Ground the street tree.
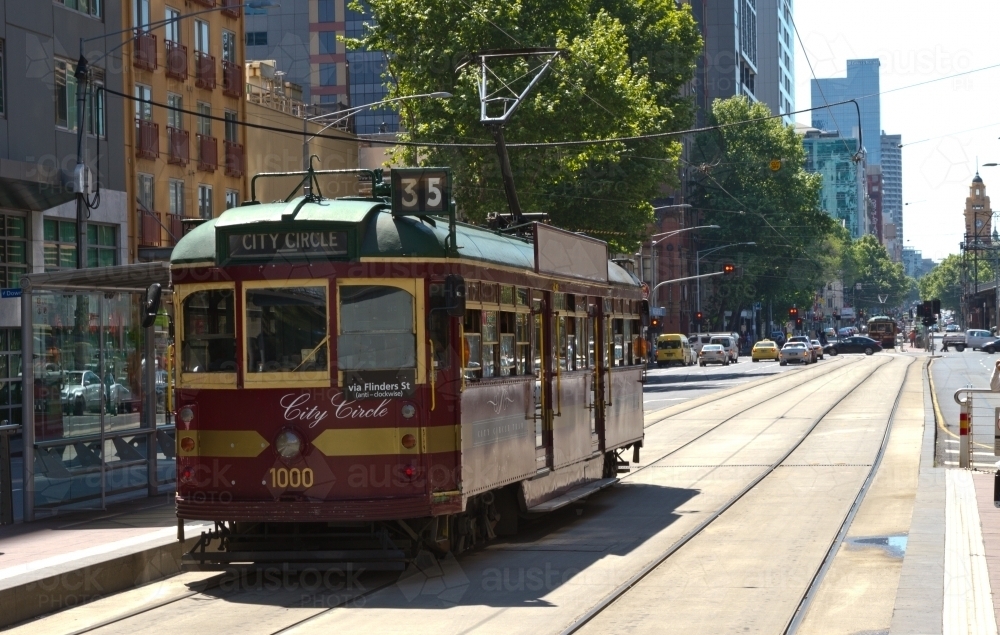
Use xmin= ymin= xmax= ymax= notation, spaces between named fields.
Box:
xmin=918 ymin=253 xmax=992 ymax=311
xmin=841 ymin=234 xmax=909 ymax=314
xmin=688 ymin=97 xmax=836 ymax=328
xmin=350 ymin=0 xmax=702 ymax=250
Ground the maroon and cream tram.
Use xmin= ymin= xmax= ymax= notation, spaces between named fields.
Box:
xmin=172 ymin=168 xmax=647 ymax=565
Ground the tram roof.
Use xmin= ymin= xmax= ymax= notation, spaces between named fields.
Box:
xmin=170 ymin=197 xmax=640 ymax=288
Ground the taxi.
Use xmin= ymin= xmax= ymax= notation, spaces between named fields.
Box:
xmin=751 ymin=339 xmax=779 ymax=362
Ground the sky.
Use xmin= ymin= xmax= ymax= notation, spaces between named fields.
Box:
xmin=793 ymin=0 xmax=1000 ymax=263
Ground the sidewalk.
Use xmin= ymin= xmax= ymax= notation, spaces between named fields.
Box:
xmin=0 ymin=494 xmax=211 ymax=629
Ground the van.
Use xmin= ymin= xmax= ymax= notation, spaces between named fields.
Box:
xmin=709 ymin=335 xmax=739 ymax=363
xmin=656 ymin=334 xmax=695 ymax=367
xmin=688 ymin=333 xmax=712 ymax=355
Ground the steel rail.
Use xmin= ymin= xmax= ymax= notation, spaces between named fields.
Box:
xmin=559 ymin=355 xmax=898 ymax=635
xmin=782 ymin=356 xmax=914 ymax=633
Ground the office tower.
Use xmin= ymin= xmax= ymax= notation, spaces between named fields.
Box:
xmin=801 ymin=129 xmax=867 ymax=238
xmin=755 ymin=0 xmax=795 ymax=122
xmin=811 ymin=59 xmax=881 ymax=165
xmin=880 ymin=133 xmax=903 ymax=259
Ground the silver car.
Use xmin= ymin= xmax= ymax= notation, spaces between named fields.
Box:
xmin=780 ymin=342 xmax=811 ymax=366
xmin=699 ymin=344 xmax=729 ymax=366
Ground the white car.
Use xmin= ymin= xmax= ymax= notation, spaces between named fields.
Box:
xmin=810 ymin=339 xmax=824 ymax=360
xmin=699 ymin=344 xmax=729 ymax=366
xmin=709 ymin=335 xmax=739 ymax=363
xmin=780 ymin=342 xmax=811 ymax=366
xmin=965 ymin=329 xmax=995 ymax=351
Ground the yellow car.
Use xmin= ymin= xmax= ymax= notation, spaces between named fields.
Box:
xmin=751 ymin=339 xmax=780 ymax=362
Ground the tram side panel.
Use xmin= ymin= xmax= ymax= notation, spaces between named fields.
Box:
xmin=552 ymin=370 xmax=596 ymax=469
xmin=604 ymin=367 xmax=645 ymax=450
xmin=459 ymin=378 xmax=536 ymax=504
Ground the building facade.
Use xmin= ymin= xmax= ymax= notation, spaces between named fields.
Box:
xmin=754 ymin=0 xmax=795 ymax=122
xmin=245 ymin=0 xmax=395 ymax=134
xmin=801 ymin=129 xmax=867 ymax=238
xmin=811 ymin=59 xmax=881 ymax=165
xmin=902 ymin=246 xmax=935 ymax=279
xmin=0 ymin=1 xmax=132 ymax=333
xmin=866 ymin=164 xmax=883 ymax=243
xmin=124 ymin=0 xmax=249 ymax=262
xmin=964 ymin=172 xmax=992 ymax=248
xmin=880 ymin=132 xmax=902 ymax=260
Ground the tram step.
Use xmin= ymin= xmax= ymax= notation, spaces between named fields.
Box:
xmin=526 ymin=477 xmax=619 ymax=514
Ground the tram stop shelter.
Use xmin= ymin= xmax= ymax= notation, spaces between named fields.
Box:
xmin=15 ymin=262 xmax=174 ymax=522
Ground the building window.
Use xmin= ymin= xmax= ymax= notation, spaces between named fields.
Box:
xmin=87 ymin=224 xmax=118 ymax=267
xmin=318 ymin=0 xmax=335 ymax=22
xmin=137 ymin=173 xmax=154 ymax=210
xmin=226 ymin=189 xmax=239 ymax=209
xmin=0 ymin=328 xmax=22 ymax=427
xmin=224 ymin=110 xmax=238 ymax=142
xmin=245 ymin=31 xmax=267 ymax=47
xmin=167 ymin=93 xmax=183 ymax=129
xmin=55 ymin=59 xmax=105 ymax=135
xmin=194 ymin=20 xmax=209 ymax=54
xmin=58 ymin=0 xmax=103 ymax=18
xmin=43 ymin=219 xmax=78 ymax=271
xmin=197 ymin=102 xmax=211 ymax=136
xmin=133 ymin=0 xmax=150 ymax=28
xmin=0 ymin=41 xmax=6 ymax=117
xmin=169 ymin=180 xmax=185 ymax=216
xmin=134 ymin=83 xmax=152 ymax=121
xmin=165 ymin=7 xmax=180 ymax=43
xmin=319 ymin=63 xmax=337 ymax=86
xmin=319 ymin=32 xmax=336 ymax=54
xmin=222 ymin=30 xmax=236 ymax=63
xmin=0 ymin=215 xmax=26 ymax=287
xmin=198 ymin=184 xmax=213 ymax=219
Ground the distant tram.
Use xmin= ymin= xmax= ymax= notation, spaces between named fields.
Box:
xmin=172 ymin=167 xmax=647 ymax=567
xmin=866 ymin=315 xmax=897 ymax=350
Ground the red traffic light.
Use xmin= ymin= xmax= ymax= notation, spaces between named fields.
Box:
xmin=722 ymin=263 xmax=736 ymax=275
xmin=789 ymin=307 xmax=798 ymax=317
xmin=651 ymin=318 xmax=660 ymax=327
xmin=695 ymin=312 xmax=704 ymax=322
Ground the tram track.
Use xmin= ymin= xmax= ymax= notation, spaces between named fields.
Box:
xmin=559 ymin=355 xmax=906 ymax=635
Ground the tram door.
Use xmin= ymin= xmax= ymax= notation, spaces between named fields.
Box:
xmin=534 ymin=290 xmax=553 ymax=472
xmin=595 ymin=299 xmax=610 ymax=451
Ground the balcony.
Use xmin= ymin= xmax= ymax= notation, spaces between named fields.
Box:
xmin=135 ymin=119 xmax=159 ymax=160
xmin=195 ymin=51 xmax=216 ymax=90
xmin=133 ymin=31 xmax=157 ymax=72
xmin=167 ymin=127 xmax=189 ymax=165
xmin=222 ymin=60 xmax=242 ymax=98
xmin=197 ymin=134 xmax=217 ymax=172
xmin=165 ymin=40 xmax=187 ymax=80
xmin=221 ymin=0 xmax=240 ymax=17
xmin=190 ymin=0 xmax=215 ymax=6
xmin=138 ymin=209 xmax=162 ymax=248
xmin=224 ymin=140 xmax=244 ymax=178
xmin=168 ymin=214 xmax=184 ymax=245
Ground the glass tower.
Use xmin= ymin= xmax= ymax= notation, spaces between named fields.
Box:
xmin=803 ymin=133 xmax=866 ymax=238
xmin=810 ymin=59 xmax=881 ymax=165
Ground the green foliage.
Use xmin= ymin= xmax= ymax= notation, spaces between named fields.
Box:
xmin=689 ymin=97 xmax=837 ymax=320
xmin=841 ymin=234 xmax=909 ymax=311
xmin=350 ymin=0 xmax=702 ymax=250
xmin=919 ymin=253 xmax=992 ymax=311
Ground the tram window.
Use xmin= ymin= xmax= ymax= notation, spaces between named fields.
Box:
xmin=482 ymin=311 xmax=498 ymax=378
xmin=558 ymin=316 xmax=576 ymax=371
xmin=575 ymin=317 xmax=588 ymax=369
xmin=247 ymin=286 xmax=328 ymax=373
xmin=339 ymin=285 xmax=414 ymax=371
xmin=427 ymin=285 xmax=452 ymax=370
xmin=515 ymin=313 xmax=532 ymax=376
xmin=623 ymin=319 xmax=633 ymax=365
xmin=613 ymin=319 xmax=624 ymax=367
xmin=586 ymin=318 xmax=596 ymax=369
xmin=631 ymin=318 xmax=643 ymax=365
xmin=181 ymin=289 xmax=236 ymax=373
xmin=499 ymin=312 xmax=516 ymax=376
xmin=463 ymin=309 xmax=482 ymax=379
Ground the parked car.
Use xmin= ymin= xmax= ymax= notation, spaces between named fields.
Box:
xmin=824 ymin=336 xmax=882 ymax=356
xmin=751 ymin=340 xmax=780 ymax=362
xmin=810 ymin=339 xmax=825 ymax=361
xmin=779 ymin=342 xmax=811 ymax=366
xmin=61 ymin=370 xmax=103 ymax=415
xmin=709 ymin=335 xmax=739 ymax=363
xmin=698 ymin=344 xmax=729 ymax=366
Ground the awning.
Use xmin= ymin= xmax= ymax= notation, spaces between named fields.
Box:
xmin=20 ymin=262 xmax=170 ymax=293
xmin=0 ymin=158 xmax=77 ymax=211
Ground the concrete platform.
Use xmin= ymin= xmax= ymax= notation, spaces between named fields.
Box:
xmin=0 ymin=494 xmax=210 ymax=629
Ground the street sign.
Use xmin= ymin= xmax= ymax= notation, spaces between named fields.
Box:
xmin=0 ymin=288 xmax=21 ymax=299
xmin=753 ymin=302 xmax=761 ymax=311
xmin=769 ymin=159 xmax=782 ymax=172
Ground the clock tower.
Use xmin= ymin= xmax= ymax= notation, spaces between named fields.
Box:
xmin=965 ymin=172 xmax=992 ymax=247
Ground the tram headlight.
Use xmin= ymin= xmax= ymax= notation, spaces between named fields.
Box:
xmin=178 ymin=406 xmax=195 ymax=424
xmin=275 ymin=429 xmax=303 ymax=459
xmin=401 ymin=403 xmax=416 ymax=419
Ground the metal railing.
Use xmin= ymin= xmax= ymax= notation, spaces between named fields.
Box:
xmin=954 ymin=388 xmax=998 ymax=468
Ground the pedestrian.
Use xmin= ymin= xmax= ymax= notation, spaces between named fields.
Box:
xmin=909 ymin=329 xmax=917 ymax=349
xmin=992 ymin=360 xmax=1000 ymax=391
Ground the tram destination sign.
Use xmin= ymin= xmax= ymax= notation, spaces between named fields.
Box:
xmin=344 ymin=369 xmax=416 ymax=400
xmin=391 ymin=168 xmax=451 ymax=216
xmin=227 ymin=230 xmax=349 ymax=260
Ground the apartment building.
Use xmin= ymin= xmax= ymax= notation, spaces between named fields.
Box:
xmin=124 ymin=0 xmax=248 ymax=261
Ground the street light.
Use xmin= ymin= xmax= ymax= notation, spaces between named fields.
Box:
xmin=71 ymin=0 xmax=280 ymax=269
xmin=300 ymin=91 xmax=452 ymax=173
xmin=648 ymin=225 xmax=719 ymax=309
xmin=695 ymin=241 xmax=756 ymax=331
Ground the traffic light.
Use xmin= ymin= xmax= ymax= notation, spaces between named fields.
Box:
xmin=694 ymin=311 xmax=704 ymax=323
xmin=722 ymin=263 xmax=736 ymax=275
xmin=650 ymin=317 xmax=661 ymax=332
xmin=795 ymin=318 xmax=803 ymax=328
xmin=921 ymin=300 xmax=933 ymax=318
xmin=789 ymin=307 xmax=799 ymax=319
xmin=933 ymin=299 xmax=941 ymax=315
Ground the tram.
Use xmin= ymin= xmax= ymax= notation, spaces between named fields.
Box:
xmin=172 ymin=167 xmax=647 ymax=566
xmin=866 ymin=315 xmax=898 ymax=350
